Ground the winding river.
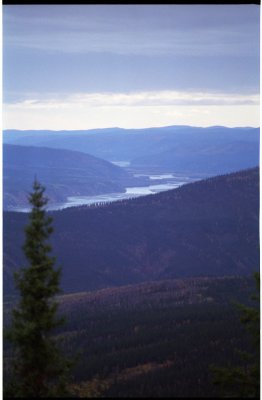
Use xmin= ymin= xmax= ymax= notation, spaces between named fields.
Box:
xmin=7 ymin=170 xmax=201 ymax=213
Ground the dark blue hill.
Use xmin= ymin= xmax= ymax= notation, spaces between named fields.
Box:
xmin=3 ymin=167 xmax=259 ymax=295
xmin=131 ymin=140 xmax=259 ymax=174
xmin=3 ymin=144 xmax=132 ymax=209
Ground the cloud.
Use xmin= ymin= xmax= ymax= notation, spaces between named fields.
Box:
xmin=3 ymin=90 xmax=260 ymax=130
xmin=5 ymin=90 xmax=259 ymax=109
xmin=3 ymin=5 xmax=259 ymax=57
xmin=3 ymin=103 xmax=260 ymax=131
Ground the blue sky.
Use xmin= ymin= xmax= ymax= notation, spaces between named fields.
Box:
xmin=2 ymin=4 xmax=260 ymax=129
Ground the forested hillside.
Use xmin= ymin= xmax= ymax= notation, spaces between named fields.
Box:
xmin=3 ymin=167 xmax=259 ymax=296
xmin=3 ymin=144 xmax=134 ymax=209
xmin=131 ymin=140 xmax=259 ymax=174
xmin=4 ymin=276 xmax=257 ymax=397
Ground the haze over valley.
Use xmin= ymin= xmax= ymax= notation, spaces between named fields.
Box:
xmin=3 ymin=125 xmax=259 ymax=211
xmin=3 ymin=124 xmax=260 ymax=293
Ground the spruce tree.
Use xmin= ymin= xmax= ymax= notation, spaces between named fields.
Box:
xmin=6 ymin=180 xmax=71 ymax=397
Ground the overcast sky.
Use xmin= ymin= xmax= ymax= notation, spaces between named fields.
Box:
xmin=2 ymin=4 xmax=260 ymax=130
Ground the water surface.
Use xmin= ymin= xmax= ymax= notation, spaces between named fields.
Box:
xmin=7 ymin=173 xmax=200 ymax=213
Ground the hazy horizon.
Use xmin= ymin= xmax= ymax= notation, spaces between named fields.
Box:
xmin=3 ymin=123 xmax=260 ymax=132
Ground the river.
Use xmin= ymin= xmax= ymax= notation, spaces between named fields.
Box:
xmin=7 ymin=170 xmax=201 ymax=213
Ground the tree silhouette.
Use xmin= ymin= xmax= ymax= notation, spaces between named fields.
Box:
xmin=5 ymin=180 xmax=71 ymax=397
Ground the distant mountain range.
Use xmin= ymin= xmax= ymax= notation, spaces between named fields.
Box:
xmin=3 ymin=125 xmax=259 ymax=176
xmin=3 ymin=144 xmax=135 ymax=209
xmin=131 ymin=140 xmax=259 ymax=174
xmin=3 ymin=167 xmax=259 ymax=296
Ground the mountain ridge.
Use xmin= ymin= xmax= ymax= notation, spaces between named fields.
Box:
xmin=3 ymin=167 xmax=259 ymax=296
xmin=3 ymin=143 xmax=134 ymax=209
xmin=3 ymin=125 xmax=259 ymax=163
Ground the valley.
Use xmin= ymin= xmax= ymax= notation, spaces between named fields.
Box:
xmin=3 ymin=125 xmax=259 ymax=211
xmin=3 ymin=126 xmax=260 ymax=398
xmin=3 ymin=144 xmax=140 ymax=210
xmin=9 ymin=171 xmax=200 ymax=212
xmin=3 ymin=167 xmax=259 ymax=296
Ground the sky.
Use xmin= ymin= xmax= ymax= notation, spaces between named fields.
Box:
xmin=2 ymin=4 xmax=260 ymax=130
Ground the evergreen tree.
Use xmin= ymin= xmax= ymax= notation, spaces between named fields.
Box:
xmin=211 ymin=271 xmax=260 ymax=398
xmin=5 ymin=180 xmax=71 ymax=397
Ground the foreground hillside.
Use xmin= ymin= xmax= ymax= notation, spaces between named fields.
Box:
xmin=3 ymin=144 xmax=134 ymax=209
xmin=3 ymin=167 xmax=259 ymax=296
xmin=4 ymin=276 xmax=258 ymax=397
